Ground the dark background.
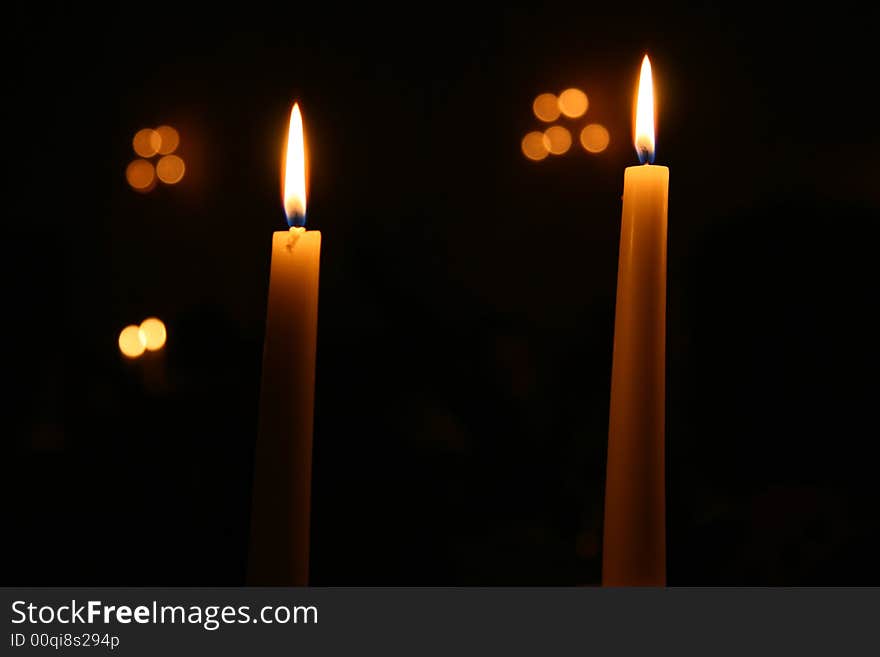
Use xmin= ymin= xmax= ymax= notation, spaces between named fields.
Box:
xmin=5 ymin=3 xmax=879 ymax=584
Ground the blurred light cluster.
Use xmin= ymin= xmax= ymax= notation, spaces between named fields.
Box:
xmin=126 ymin=126 xmax=185 ymax=192
xmin=118 ymin=317 xmax=167 ymax=358
xmin=522 ymin=88 xmax=610 ymax=161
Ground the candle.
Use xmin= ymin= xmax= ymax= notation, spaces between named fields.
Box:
xmin=602 ymin=55 xmax=669 ymax=586
xmin=248 ymin=103 xmax=321 ymax=585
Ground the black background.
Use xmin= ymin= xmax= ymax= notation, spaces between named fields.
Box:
xmin=5 ymin=3 xmax=879 ymax=584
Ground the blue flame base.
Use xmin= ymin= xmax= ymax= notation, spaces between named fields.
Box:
xmin=286 ymin=213 xmax=306 ymax=228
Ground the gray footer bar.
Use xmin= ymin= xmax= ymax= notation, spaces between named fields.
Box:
xmin=2 ymin=588 xmax=877 ymax=655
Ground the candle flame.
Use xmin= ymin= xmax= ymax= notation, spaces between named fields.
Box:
xmin=283 ymin=103 xmax=307 ymax=226
xmin=634 ymin=55 xmax=655 ymax=164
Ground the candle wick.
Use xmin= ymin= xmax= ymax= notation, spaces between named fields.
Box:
xmin=287 ymin=226 xmax=306 ymax=250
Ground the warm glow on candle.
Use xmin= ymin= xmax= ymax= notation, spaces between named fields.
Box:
xmin=603 ymin=53 xmax=670 ymax=586
xmin=283 ymin=103 xmax=307 ymax=227
xmin=634 ymin=55 xmax=655 ymax=164
xmin=251 ymin=105 xmax=322 ymax=583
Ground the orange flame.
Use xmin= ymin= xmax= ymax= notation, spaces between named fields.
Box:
xmin=634 ymin=55 xmax=656 ymax=163
xmin=283 ymin=103 xmax=307 ymax=226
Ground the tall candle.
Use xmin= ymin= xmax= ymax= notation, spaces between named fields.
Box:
xmin=249 ymin=103 xmax=321 ymax=585
xmin=602 ymin=56 xmax=669 ymax=586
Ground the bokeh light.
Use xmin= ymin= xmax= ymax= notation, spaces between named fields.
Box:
xmin=532 ymin=93 xmax=560 ymax=122
xmin=156 ymin=154 xmax=185 ymax=184
xmin=119 ymin=325 xmax=146 ymax=359
xmin=132 ymin=128 xmax=161 ymax=157
xmin=580 ymin=123 xmax=611 ymax=153
xmin=558 ymin=88 xmax=589 ymax=118
xmin=155 ymin=125 xmax=180 ymax=154
xmin=126 ymin=159 xmax=156 ymax=192
xmin=543 ymin=125 xmax=571 ymax=155
xmin=138 ymin=317 xmax=167 ymax=351
xmin=521 ymin=131 xmax=549 ymax=161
